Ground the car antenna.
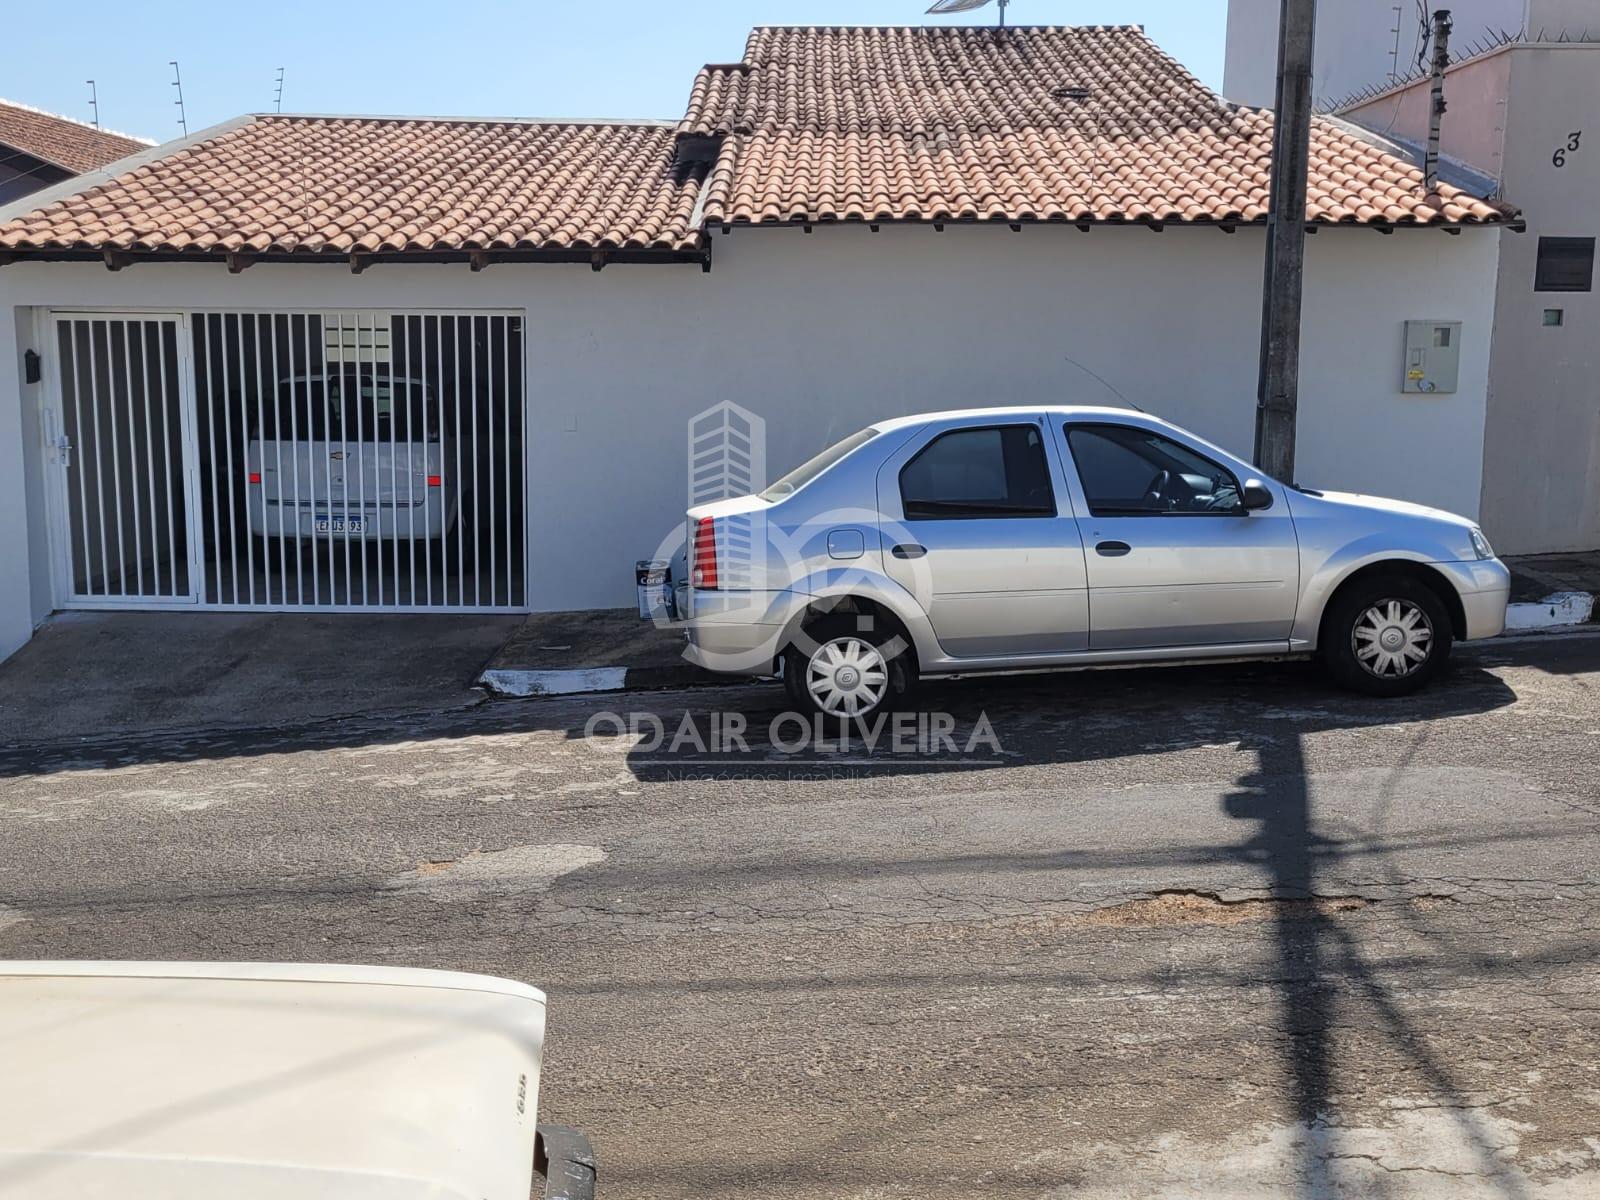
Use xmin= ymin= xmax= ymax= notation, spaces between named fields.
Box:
xmin=1061 ymin=354 xmax=1146 ymax=413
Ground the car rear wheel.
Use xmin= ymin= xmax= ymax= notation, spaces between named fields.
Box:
xmin=783 ymin=615 xmax=917 ymax=719
xmin=1322 ymin=574 xmax=1453 ymax=696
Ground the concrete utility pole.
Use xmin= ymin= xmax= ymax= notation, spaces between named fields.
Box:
xmin=1253 ymin=0 xmax=1318 ymax=482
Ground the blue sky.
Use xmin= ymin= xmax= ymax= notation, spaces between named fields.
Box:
xmin=7 ymin=1 xmax=1227 ymax=144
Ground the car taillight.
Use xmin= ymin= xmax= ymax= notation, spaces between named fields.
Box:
xmin=691 ymin=516 xmax=719 ymax=589
xmin=247 ymin=471 xmax=262 ymax=485
xmin=426 ymin=474 xmax=442 ymax=487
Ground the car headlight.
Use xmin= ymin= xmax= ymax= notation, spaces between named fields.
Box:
xmin=1469 ymin=526 xmax=1494 ymax=560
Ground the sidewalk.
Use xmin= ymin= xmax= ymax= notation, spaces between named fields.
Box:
xmin=1505 ymin=551 xmax=1600 ymax=604
xmin=479 ymin=609 xmax=722 ymax=696
xmin=1504 ymin=551 xmax=1600 ymax=629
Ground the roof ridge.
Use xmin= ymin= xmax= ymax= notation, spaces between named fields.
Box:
xmin=746 ymin=23 xmax=1146 ymax=31
xmin=262 ymin=113 xmax=679 ymax=128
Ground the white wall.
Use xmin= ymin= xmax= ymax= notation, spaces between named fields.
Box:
xmin=0 ymin=220 xmax=1500 ymax=628
xmin=1 ymin=308 xmax=40 ymax=660
xmin=1479 ymin=44 xmax=1600 ymax=553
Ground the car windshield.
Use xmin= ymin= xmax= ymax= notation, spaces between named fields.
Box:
xmin=252 ymin=371 xmax=438 ymax=442
xmin=760 ymin=428 xmax=878 ymax=500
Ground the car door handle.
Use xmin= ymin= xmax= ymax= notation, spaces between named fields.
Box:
xmin=1095 ymin=541 xmax=1132 ymax=557
xmin=891 ymin=543 xmax=927 ymax=559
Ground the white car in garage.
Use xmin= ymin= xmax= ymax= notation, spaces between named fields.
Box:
xmin=0 ymin=961 xmax=594 ymax=1199
xmin=246 ymin=366 xmax=457 ymax=542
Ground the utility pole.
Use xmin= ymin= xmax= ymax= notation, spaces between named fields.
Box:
xmin=1253 ymin=0 xmax=1318 ymax=482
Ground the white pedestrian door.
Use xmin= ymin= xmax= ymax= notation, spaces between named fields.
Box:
xmin=46 ymin=314 xmax=202 ymax=605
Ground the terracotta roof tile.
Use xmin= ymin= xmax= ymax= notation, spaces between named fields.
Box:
xmin=0 ymin=99 xmax=149 ymax=175
xmin=0 ymin=25 xmax=1512 ymax=266
xmin=0 ymin=117 xmax=708 ymax=259
xmin=688 ymin=25 xmax=1513 ymax=228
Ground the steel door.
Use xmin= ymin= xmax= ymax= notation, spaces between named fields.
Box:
xmin=46 ymin=314 xmax=201 ymax=605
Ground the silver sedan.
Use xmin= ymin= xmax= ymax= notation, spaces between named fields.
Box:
xmin=681 ymin=407 xmax=1509 ymax=718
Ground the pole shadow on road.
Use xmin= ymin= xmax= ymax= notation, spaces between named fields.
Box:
xmin=1226 ymin=732 xmax=1536 ymax=1198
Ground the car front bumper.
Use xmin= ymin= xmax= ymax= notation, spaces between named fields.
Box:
xmin=1437 ymin=557 xmax=1510 ymax=641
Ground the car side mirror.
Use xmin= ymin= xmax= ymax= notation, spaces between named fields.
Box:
xmin=1240 ymin=480 xmax=1274 ymax=512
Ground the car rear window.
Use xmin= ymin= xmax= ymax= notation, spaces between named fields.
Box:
xmin=252 ymin=372 xmax=438 ymax=441
xmin=760 ymin=428 xmax=878 ymax=500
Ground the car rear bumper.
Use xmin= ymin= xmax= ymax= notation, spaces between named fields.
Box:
xmin=682 ymin=589 xmax=804 ymax=675
xmin=247 ymin=498 xmax=454 ymax=541
xmin=1437 ymin=557 xmax=1510 ymax=640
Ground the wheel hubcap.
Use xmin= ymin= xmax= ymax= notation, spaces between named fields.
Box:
xmin=1352 ymin=599 xmax=1433 ymax=678
xmin=806 ymin=637 xmax=889 ymax=717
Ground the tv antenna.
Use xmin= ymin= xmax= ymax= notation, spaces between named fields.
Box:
xmin=274 ymin=67 xmax=285 ymax=113
xmin=927 ymin=0 xmax=1011 ymax=27
xmin=170 ymin=60 xmax=188 ymax=135
xmin=86 ymin=80 xmax=99 ymax=129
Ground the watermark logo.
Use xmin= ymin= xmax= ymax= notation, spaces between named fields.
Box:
xmin=687 ymin=402 xmax=766 ymax=592
xmin=688 ymin=400 xmax=765 ymax=508
xmin=581 ymin=708 xmax=1002 ymax=761
xmin=647 ymin=400 xmax=936 ymax=680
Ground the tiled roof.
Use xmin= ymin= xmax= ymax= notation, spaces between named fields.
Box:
xmin=686 ymin=25 xmax=1514 ymax=228
xmin=0 ymin=99 xmax=149 ymax=174
xmin=0 ymin=116 xmax=709 ymax=260
xmin=0 ymin=25 xmax=1513 ymax=268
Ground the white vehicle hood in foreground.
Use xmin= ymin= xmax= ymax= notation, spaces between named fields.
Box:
xmin=0 ymin=961 xmax=547 ymax=1200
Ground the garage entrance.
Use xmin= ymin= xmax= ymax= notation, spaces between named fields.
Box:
xmin=45 ymin=310 xmax=527 ymax=614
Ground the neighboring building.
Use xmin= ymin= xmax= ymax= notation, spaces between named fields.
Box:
xmin=1223 ymin=0 xmax=1595 ymax=108
xmin=1225 ymin=1 xmax=1599 ymax=555
xmin=0 ymin=25 xmax=1516 ymax=660
xmin=0 ymin=99 xmax=148 ymax=205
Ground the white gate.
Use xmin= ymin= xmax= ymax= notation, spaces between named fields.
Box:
xmin=46 ymin=314 xmax=201 ymax=605
xmin=45 ymin=310 xmax=528 ymax=614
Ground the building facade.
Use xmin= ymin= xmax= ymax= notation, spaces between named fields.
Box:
xmin=0 ymin=25 xmax=1517 ymax=662
xmin=1226 ymin=1 xmax=1600 ymax=554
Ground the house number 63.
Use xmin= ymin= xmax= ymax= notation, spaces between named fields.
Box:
xmin=1553 ymin=131 xmax=1582 ymax=168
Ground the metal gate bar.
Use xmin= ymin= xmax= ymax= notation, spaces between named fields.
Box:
xmin=181 ymin=309 xmax=526 ymax=614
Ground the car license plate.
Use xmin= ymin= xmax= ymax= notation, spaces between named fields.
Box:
xmin=314 ymin=516 xmax=365 ymax=534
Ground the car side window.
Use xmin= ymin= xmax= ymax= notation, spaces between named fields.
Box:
xmin=900 ymin=425 xmax=1056 ymax=520
xmin=1066 ymin=425 xmax=1242 ymax=516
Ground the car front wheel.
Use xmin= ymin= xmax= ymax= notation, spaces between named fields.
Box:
xmin=1322 ymin=575 xmax=1453 ymax=696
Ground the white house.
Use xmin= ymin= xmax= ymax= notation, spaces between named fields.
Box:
xmin=0 ymin=24 xmax=1516 ymax=661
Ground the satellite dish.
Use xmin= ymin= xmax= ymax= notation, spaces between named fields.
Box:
xmin=921 ymin=0 xmax=1004 ymax=24
xmin=927 ymin=0 xmax=1011 ymax=25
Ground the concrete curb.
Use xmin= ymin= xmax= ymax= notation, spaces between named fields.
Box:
xmin=479 ymin=662 xmax=743 ymax=698
xmin=1503 ymin=591 xmax=1596 ymax=633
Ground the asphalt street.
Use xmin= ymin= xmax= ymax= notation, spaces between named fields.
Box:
xmin=3 ymin=633 xmax=1600 ymax=1198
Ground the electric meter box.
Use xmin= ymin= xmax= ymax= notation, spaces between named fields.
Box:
xmin=1401 ymin=320 xmax=1461 ymax=394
